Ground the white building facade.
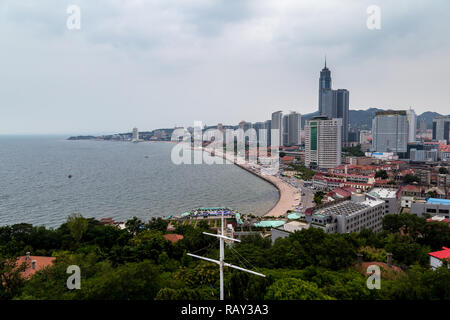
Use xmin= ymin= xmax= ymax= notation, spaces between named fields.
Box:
xmin=305 ymin=116 xmax=342 ymax=169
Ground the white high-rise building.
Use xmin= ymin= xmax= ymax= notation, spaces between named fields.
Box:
xmin=359 ymin=130 xmax=371 ymax=144
xmin=132 ymin=127 xmax=139 ymax=141
xmin=305 ymin=116 xmax=342 ymax=169
xmin=406 ymin=108 xmax=417 ymax=143
xmin=271 ymin=111 xmax=283 ymax=147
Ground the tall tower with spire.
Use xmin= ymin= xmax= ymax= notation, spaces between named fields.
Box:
xmin=317 ymin=58 xmax=350 ymax=146
xmin=318 ymin=57 xmax=332 ymax=114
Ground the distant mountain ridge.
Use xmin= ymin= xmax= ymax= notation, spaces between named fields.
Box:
xmin=301 ymin=108 xmax=448 ymax=131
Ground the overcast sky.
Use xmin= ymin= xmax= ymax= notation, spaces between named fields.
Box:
xmin=1 ymin=0 xmax=449 ymax=135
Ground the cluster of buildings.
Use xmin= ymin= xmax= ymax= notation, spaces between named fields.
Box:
xmin=126 ymin=62 xmax=450 ymax=240
xmin=371 ymin=112 xmax=450 ymax=160
xmin=125 ymin=61 xmax=449 ymax=174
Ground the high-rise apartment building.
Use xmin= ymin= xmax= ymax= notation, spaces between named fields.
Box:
xmin=432 ymin=117 xmax=450 ymax=142
xmin=334 ymin=89 xmax=349 ymax=145
xmin=265 ymin=120 xmax=272 ymax=147
xmin=372 ymin=111 xmax=409 ymax=153
xmin=406 ymin=108 xmax=417 ymax=143
xmin=253 ymin=122 xmax=267 ymax=145
xmin=282 ymin=115 xmax=289 ymax=146
xmin=271 ymin=111 xmax=283 ymax=147
xmin=287 ymin=112 xmax=302 ymax=146
xmin=305 ymin=116 xmax=342 ymax=169
xmin=419 ymin=118 xmax=427 ymax=133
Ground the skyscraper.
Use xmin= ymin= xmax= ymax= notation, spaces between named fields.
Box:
xmin=334 ymin=89 xmax=349 ymax=145
xmin=419 ymin=118 xmax=427 ymax=133
xmin=271 ymin=111 xmax=283 ymax=147
xmin=372 ymin=111 xmax=409 ymax=153
xmin=265 ymin=119 xmax=272 ymax=147
xmin=432 ymin=117 xmax=450 ymax=142
xmin=282 ymin=115 xmax=289 ymax=146
xmin=406 ymin=108 xmax=417 ymax=143
xmin=318 ymin=60 xmax=349 ymax=145
xmin=318 ymin=59 xmax=332 ymax=115
xmin=287 ymin=112 xmax=302 ymax=146
xmin=305 ymin=116 xmax=342 ymax=169
xmin=253 ymin=122 xmax=267 ymax=145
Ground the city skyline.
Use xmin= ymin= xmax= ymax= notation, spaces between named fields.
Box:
xmin=1 ymin=1 xmax=450 ymax=135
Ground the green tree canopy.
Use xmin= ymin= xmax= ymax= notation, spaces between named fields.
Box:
xmin=66 ymin=214 xmax=89 ymax=243
xmin=265 ymin=278 xmax=333 ymax=300
xmin=375 ymin=170 xmax=389 ymax=180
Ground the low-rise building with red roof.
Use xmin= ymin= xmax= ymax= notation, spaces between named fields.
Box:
xmin=426 ymin=216 xmax=450 ymax=226
xmin=16 ymin=253 xmax=56 ymax=279
xmin=429 ymin=247 xmax=450 ymax=270
xmin=163 ymin=234 xmax=184 ymax=243
xmin=281 ymin=155 xmax=295 ymax=164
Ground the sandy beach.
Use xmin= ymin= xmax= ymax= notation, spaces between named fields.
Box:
xmin=204 ymin=147 xmax=301 ymax=218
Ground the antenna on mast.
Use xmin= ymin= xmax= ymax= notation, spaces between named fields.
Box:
xmin=187 ymin=211 xmax=265 ymax=300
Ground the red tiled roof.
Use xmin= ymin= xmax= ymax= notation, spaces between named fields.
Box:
xmin=343 ymin=186 xmax=357 ymax=193
xmin=426 ymin=218 xmax=450 ymax=224
xmin=374 ymin=179 xmax=390 ymax=184
xmin=163 ymin=234 xmax=184 ymax=243
xmin=343 ymin=182 xmax=372 ymax=186
xmin=16 ymin=256 xmax=56 ymax=278
xmin=333 ymin=173 xmax=374 ymax=179
xmin=402 ymin=185 xmax=421 ymax=192
xmin=99 ymin=217 xmax=115 ymax=225
xmin=359 ymin=262 xmax=402 ymax=273
xmin=332 ymin=188 xmax=352 ymax=198
xmin=281 ymin=156 xmax=295 ymax=162
xmin=429 ymin=247 xmax=450 ymax=260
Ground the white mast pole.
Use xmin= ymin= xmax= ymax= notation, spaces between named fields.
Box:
xmin=219 ymin=211 xmax=224 ymax=300
xmin=187 ymin=209 xmax=265 ymax=301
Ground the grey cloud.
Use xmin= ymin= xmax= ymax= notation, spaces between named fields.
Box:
xmin=1 ymin=0 xmax=450 ymax=134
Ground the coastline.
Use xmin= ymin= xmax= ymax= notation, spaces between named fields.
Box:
xmin=201 ymin=147 xmax=300 ymax=218
xmin=65 ymin=139 xmax=298 ymax=218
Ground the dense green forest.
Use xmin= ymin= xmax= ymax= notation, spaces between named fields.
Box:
xmin=0 ymin=213 xmax=449 ymax=300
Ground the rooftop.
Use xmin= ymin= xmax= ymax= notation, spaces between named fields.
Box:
xmin=429 ymin=247 xmax=450 ymax=260
xmin=426 ymin=198 xmax=450 ymax=205
xmin=376 ymin=110 xmax=407 ymax=116
xmin=369 ymin=188 xmax=398 ymax=199
xmin=16 ymin=255 xmax=56 ymax=278
xmin=359 ymin=262 xmax=402 ymax=273
xmin=163 ymin=234 xmax=184 ymax=243
xmin=402 ymin=185 xmax=422 ymax=192
xmin=283 ymin=221 xmax=309 ymax=233
xmin=312 ymin=198 xmax=384 ymax=217
xmin=254 ymin=220 xmax=286 ymax=228
xmin=427 ymin=216 xmax=450 ymax=224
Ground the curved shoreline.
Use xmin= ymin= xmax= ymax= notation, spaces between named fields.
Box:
xmin=233 ymin=162 xmax=301 ymax=217
xmin=203 ymin=148 xmax=300 ymax=217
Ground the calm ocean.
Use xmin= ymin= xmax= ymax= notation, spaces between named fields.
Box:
xmin=0 ymin=136 xmax=278 ymax=228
